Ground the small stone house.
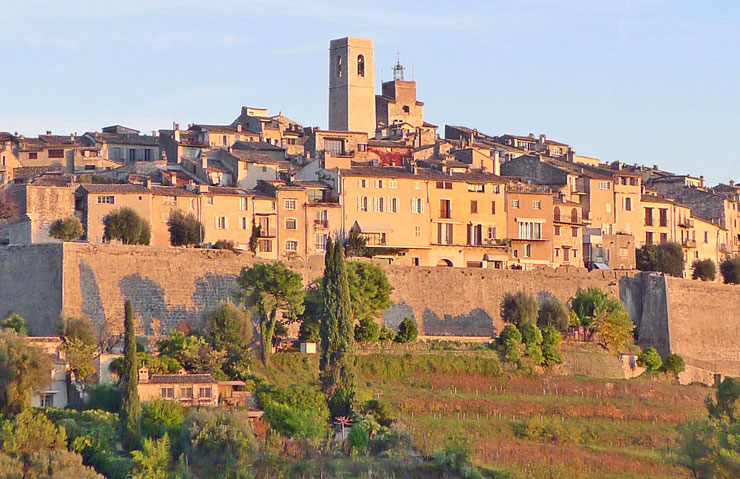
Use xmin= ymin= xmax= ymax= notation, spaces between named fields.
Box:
xmin=136 ymin=365 xmax=219 ymax=407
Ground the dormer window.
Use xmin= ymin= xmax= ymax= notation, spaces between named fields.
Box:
xmin=357 ymin=55 xmax=365 ymax=77
xmin=337 ymin=55 xmax=343 ymax=78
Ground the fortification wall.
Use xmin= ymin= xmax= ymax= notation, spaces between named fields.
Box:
xmin=57 ymin=244 xmax=627 ymax=339
xmin=0 ymin=243 xmax=63 ymax=335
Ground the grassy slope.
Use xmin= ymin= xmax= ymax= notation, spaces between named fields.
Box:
xmin=257 ymin=344 xmax=708 ymax=479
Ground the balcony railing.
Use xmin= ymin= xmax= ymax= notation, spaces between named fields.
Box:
xmin=314 ymin=219 xmax=329 ymax=229
xmin=258 ymin=228 xmax=277 ymax=238
xmin=682 ymin=239 xmax=697 ymax=248
xmin=678 ymin=218 xmax=694 ymax=228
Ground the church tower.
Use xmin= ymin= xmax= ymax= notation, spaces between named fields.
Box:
xmin=328 ymin=37 xmax=376 ymax=136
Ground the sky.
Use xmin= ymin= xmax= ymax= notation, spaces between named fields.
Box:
xmin=2 ymin=0 xmax=739 ymax=184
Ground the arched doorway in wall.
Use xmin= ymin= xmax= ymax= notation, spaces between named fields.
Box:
xmin=437 ymin=259 xmax=454 ymax=267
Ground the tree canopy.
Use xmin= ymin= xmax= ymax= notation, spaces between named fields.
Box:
xmin=103 ymin=207 xmax=150 ymax=245
xmin=500 ymin=291 xmax=538 ymax=327
xmin=167 ymin=209 xmax=204 ymax=247
xmin=0 ymin=329 xmax=51 ymax=417
xmin=48 ymin=216 xmax=84 ymax=242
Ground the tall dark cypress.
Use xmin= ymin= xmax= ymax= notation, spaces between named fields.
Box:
xmin=319 ymin=237 xmax=356 ymax=418
xmin=120 ymin=299 xmax=141 ymax=449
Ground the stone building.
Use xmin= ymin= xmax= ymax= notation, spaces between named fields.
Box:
xmin=328 ymin=37 xmax=376 ymax=136
xmin=136 ymin=365 xmax=219 ymax=407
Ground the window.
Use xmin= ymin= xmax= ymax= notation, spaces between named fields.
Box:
xmin=357 ymin=54 xmax=365 ymax=76
xmin=198 ymin=387 xmax=212 ymax=398
xmin=705 ymin=231 xmax=709 ymax=243
xmin=358 ymin=179 xmax=367 ymax=188
xmin=163 ymin=196 xmax=177 ymax=206
xmin=487 ymin=227 xmax=496 ymax=240
xmin=571 ymin=208 xmax=578 ymax=223
xmin=439 ymin=199 xmax=451 ymax=219
xmin=375 ymin=179 xmax=384 ymax=189
xmin=215 ymin=217 xmax=227 ymax=229
xmin=315 ymin=234 xmax=328 ymax=252
xmin=337 ymin=55 xmax=342 ymax=77
xmin=435 ymin=181 xmax=452 ymax=189
xmin=533 ymin=200 xmax=542 ymax=210
xmin=357 ymin=196 xmax=369 ymax=212
xmin=285 ymin=240 xmax=298 ymax=252
xmin=659 ymin=209 xmax=668 ymax=227
xmin=414 ymin=181 xmax=420 ymax=190
xmin=523 ymin=244 xmax=531 ymax=258
xmin=468 ymin=184 xmax=484 ymax=193
xmin=160 ymin=387 xmax=174 ymax=399
xmin=358 ymin=143 xmax=367 ymax=152
xmin=285 ymin=218 xmax=297 ymax=230
xmin=402 ymin=105 xmax=410 ymax=113
xmin=222 ymin=135 xmax=227 ymax=146
xmin=411 ymin=198 xmax=424 ymax=214
xmin=511 ymin=199 xmax=520 ymax=209
xmin=438 ymin=223 xmax=453 ymax=244
xmin=28 ymin=152 xmax=38 ymax=160
xmin=241 ymin=217 xmax=248 ymax=230
xmin=554 ymin=206 xmax=561 ymax=221
xmin=375 ymin=197 xmax=385 ymax=212
xmin=284 ymin=199 xmax=297 ymax=210
xmin=598 ymin=181 xmax=610 ymax=190
xmin=42 ymin=393 xmax=54 ymax=407
xmin=389 ymin=180 xmax=397 ymax=189
xmin=258 ymin=239 xmax=272 ymax=252
xmin=554 ymin=225 xmax=561 ymax=236
xmin=415 ymin=226 xmax=421 ymax=237
xmin=389 ymin=197 xmax=399 ymax=213
xmin=624 ymin=197 xmax=632 ymax=211
xmin=180 ymin=387 xmax=193 ymax=399
xmin=491 ymin=201 xmax=496 ymax=214
xmin=325 ymin=139 xmax=344 ymax=156
xmin=412 ymin=257 xmax=420 ymax=266
xmin=97 ymin=195 xmax=115 ymax=204
xmin=190 ymin=198 xmax=195 ymax=210
xmin=470 ymin=200 xmax=478 ymax=214
xmin=572 ymin=227 xmax=578 ymax=237
xmin=646 ymin=232 xmax=654 ymax=245
xmin=518 ymin=221 xmax=542 ymax=240
xmin=240 ymin=198 xmax=248 ymax=210
xmin=48 ymin=148 xmax=64 ymax=159
xmin=645 ymin=207 xmax=654 ymax=226
xmin=207 ymin=197 xmax=214 ymax=206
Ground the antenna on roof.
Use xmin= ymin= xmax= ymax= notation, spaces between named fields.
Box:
xmin=412 ymin=60 xmax=414 ymax=81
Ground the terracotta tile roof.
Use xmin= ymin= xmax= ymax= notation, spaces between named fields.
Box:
xmin=150 ymin=186 xmax=199 ymax=197
xmin=232 ymin=140 xmax=285 ymax=152
xmin=13 ymin=166 xmax=64 ymax=180
xmin=77 ymin=183 xmax=151 ymax=194
xmin=206 ymin=186 xmax=253 ymax=196
xmin=341 ymin=165 xmax=506 ymax=183
xmin=148 ymin=374 xmax=217 ymax=384
xmin=87 ymin=132 xmax=159 ymax=147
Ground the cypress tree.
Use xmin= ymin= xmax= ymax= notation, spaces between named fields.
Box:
xmin=120 ymin=299 xmax=141 ymax=449
xmin=319 ymin=237 xmax=356 ymax=418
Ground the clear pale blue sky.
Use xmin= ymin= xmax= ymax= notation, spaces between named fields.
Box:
xmin=3 ymin=1 xmax=739 ymax=184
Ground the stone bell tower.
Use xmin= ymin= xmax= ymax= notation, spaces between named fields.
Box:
xmin=328 ymin=37 xmax=376 ymax=136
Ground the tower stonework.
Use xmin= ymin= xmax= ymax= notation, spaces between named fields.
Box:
xmin=328 ymin=37 xmax=376 ymax=136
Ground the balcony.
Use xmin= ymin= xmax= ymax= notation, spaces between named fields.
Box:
xmin=258 ymin=228 xmax=277 ymax=238
xmin=678 ymin=218 xmax=694 ymax=228
xmin=314 ymin=219 xmax=329 ymax=229
xmin=682 ymin=239 xmax=697 ymax=248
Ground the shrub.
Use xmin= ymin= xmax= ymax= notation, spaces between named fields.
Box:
xmin=103 ymin=207 xmax=150 ymax=245
xmin=346 ymin=261 xmax=394 ymax=323
xmin=257 ymin=383 xmax=330 ymax=442
xmin=520 ymin=322 xmax=542 ymax=346
xmin=636 ymin=244 xmax=659 ymax=272
xmin=657 ymin=242 xmax=685 ymax=277
xmin=525 ymin=343 xmax=544 ymax=365
xmin=212 ymin=239 xmax=235 ymax=251
xmin=141 ymin=399 xmax=186 ymax=439
xmin=720 ymin=257 xmax=740 ymax=284
xmin=360 ymin=399 xmax=393 ymax=427
xmin=542 ymin=343 xmax=563 ymax=366
xmin=591 ymin=308 xmax=635 ymax=352
xmin=504 ymin=338 xmax=521 ymax=363
xmin=167 ymin=209 xmax=204 ymax=247
xmin=2 ymin=314 xmax=28 ymax=335
xmin=498 ymin=324 xmax=522 ymax=345
xmin=49 ymin=216 xmax=83 ymax=242
xmin=395 ymin=318 xmax=418 ymax=343
xmin=663 ymin=353 xmax=686 ymax=374
xmin=433 ymin=434 xmax=482 ymax=479
xmin=378 ymin=325 xmax=396 ymax=341
xmin=637 ymin=346 xmax=663 ymax=371
xmin=354 ymin=318 xmax=380 ymax=342
xmin=500 ymin=291 xmax=538 ymax=327
xmin=692 ymin=259 xmax=716 ymax=281
xmin=347 ymin=421 xmax=372 ymax=455
xmin=570 ymin=287 xmax=625 ymax=329
xmin=537 ymin=294 xmax=569 ymax=331
xmin=82 ymin=384 xmax=121 ymax=413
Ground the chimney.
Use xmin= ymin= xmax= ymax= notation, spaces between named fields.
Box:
xmin=174 ymin=129 xmax=180 ymax=142
xmin=539 ymin=133 xmax=546 ymax=145
xmin=170 ymin=171 xmax=177 ymax=186
xmin=46 ymin=130 xmax=52 ymax=135
xmin=201 ymin=152 xmax=208 ymax=170
xmin=236 ymin=123 xmax=242 ymax=132
xmin=730 ymin=180 xmax=735 ymax=187
xmin=198 ymin=184 xmax=209 ymax=193
xmin=493 ymin=154 xmax=501 ymax=176
xmin=144 ymin=177 xmax=152 ymax=188
xmin=152 ymin=130 xmax=157 ymax=137
xmin=70 ymin=133 xmax=75 ymax=142
xmin=138 ymin=365 xmax=150 ymax=383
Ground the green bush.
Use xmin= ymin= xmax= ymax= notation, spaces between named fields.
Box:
xmin=504 ymin=338 xmax=521 ymax=363
xmin=141 ymin=399 xmax=186 ymax=439
xmin=570 ymin=287 xmax=624 ymax=329
xmin=525 ymin=344 xmax=544 ymax=365
xmin=433 ymin=434 xmax=482 ymax=479
xmin=49 ymin=216 xmax=84 ymax=242
xmin=395 ymin=319 xmax=418 ymax=343
xmin=378 ymin=325 xmax=396 ymax=341
xmin=347 ymin=421 xmax=372 ymax=455
xmin=498 ymin=324 xmax=522 ymax=345
xmin=360 ymin=399 xmax=393 ymax=427
xmin=167 ymin=209 xmax=204 ymax=247
xmin=542 ymin=343 xmax=563 ymax=366
xmin=537 ymin=294 xmax=569 ymax=331
xmin=520 ymin=322 xmax=543 ymax=346
xmin=257 ymin=383 xmax=330 ymax=442
xmin=663 ymin=353 xmax=686 ymax=374
xmin=692 ymin=259 xmax=716 ymax=281
xmin=500 ymin=291 xmax=538 ymax=327
xmin=637 ymin=347 xmax=663 ymax=371
xmin=354 ymin=318 xmax=380 ymax=342
xmin=82 ymin=384 xmax=121 ymax=413
xmin=103 ymin=207 xmax=150 ymax=245
xmin=657 ymin=242 xmax=686 ymax=277
xmin=720 ymin=257 xmax=740 ymax=284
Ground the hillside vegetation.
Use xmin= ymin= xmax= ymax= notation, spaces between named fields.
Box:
xmin=260 ymin=346 xmax=708 ymax=479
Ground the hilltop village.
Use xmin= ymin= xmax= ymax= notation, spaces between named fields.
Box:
xmin=0 ymin=36 xmax=738 ymax=276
